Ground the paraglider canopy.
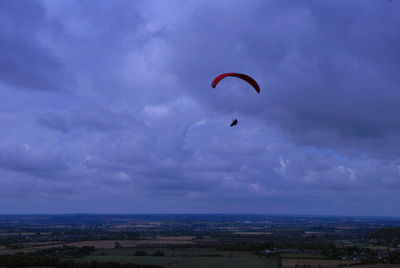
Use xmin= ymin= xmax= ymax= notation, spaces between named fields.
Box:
xmin=211 ymin=73 xmax=260 ymax=93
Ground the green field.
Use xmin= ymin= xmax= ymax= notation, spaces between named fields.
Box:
xmin=75 ymin=248 xmax=278 ymax=268
xmin=280 ymin=253 xmax=328 ymax=259
xmin=91 ymin=248 xmax=253 ymax=257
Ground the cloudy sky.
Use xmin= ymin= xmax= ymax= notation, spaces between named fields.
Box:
xmin=1 ymin=0 xmax=400 ymax=216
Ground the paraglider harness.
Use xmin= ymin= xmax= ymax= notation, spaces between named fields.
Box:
xmin=230 ymin=119 xmax=238 ymax=127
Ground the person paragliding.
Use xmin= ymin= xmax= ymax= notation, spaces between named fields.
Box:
xmin=230 ymin=119 xmax=238 ymax=127
xmin=211 ymin=73 xmax=260 ymax=126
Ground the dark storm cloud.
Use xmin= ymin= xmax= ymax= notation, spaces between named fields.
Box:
xmin=1 ymin=0 xmax=400 ymax=215
xmin=0 ymin=0 xmax=72 ymax=91
xmin=166 ymin=1 xmax=400 ymax=156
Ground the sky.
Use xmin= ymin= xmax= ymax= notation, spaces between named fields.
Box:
xmin=1 ymin=0 xmax=400 ymax=216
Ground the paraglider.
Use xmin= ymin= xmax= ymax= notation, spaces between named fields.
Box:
xmin=211 ymin=73 xmax=260 ymax=126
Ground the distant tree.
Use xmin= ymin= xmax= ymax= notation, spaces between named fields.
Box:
xmin=152 ymin=250 xmax=165 ymax=257
xmin=370 ymin=228 xmax=400 ymax=242
xmin=115 ymin=242 xmax=122 ymax=249
xmin=135 ymin=249 xmax=147 ymax=256
xmin=9 ymin=244 xmax=21 ymax=250
xmin=277 ymin=256 xmax=282 ymax=267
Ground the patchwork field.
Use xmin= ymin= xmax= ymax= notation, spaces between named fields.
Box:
xmin=156 ymin=236 xmax=196 ymax=240
xmin=349 ymin=265 xmax=400 ymax=268
xmin=76 ymin=248 xmax=278 ymax=268
xmin=233 ymin=232 xmax=272 ymax=235
xmin=282 ymin=258 xmax=358 ymax=267
xmin=0 ymin=237 xmax=200 ymax=255
xmin=280 ymin=253 xmax=328 ymax=259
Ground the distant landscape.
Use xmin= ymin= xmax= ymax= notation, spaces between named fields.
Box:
xmin=0 ymin=214 xmax=400 ymax=267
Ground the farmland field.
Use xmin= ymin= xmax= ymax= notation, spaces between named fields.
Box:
xmin=282 ymin=258 xmax=358 ymax=267
xmin=282 ymin=259 xmax=358 ymax=267
xmin=349 ymin=265 xmax=400 ymax=268
xmin=280 ymin=253 xmax=328 ymax=259
xmin=233 ymin=232 xmax=272 ymax=235
xmin=75 ymin=248 xmax=278 ymax=268
xmin=0 ymin=238 xmax=199 ymax=255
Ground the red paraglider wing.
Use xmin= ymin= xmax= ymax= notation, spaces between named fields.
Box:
xmin=211 ymin=73 xmax=260 ymax=93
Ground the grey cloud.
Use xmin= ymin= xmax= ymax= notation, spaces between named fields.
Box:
xmin=162 ymin=1 xmax=400 ymax=156
xmin=1 ymin=0 xmax=400 ymax=215
xmin=37 ymin=106 xmax=137 ymax=133
xmin=0 ymin=144 xmax=69 ymax=175
xmin=0 ymin=0 xmax=72 ymax=91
